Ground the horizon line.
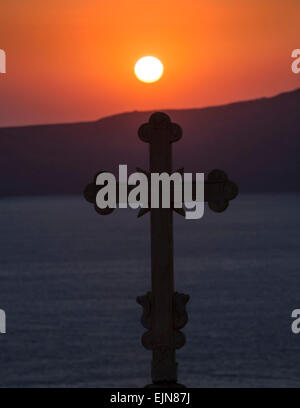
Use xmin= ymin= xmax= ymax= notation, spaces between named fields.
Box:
xmin=1 ymin=86 xmax=299 ymax=130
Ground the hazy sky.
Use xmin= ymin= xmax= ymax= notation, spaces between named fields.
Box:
xmin=0 ymin=0 xmax=299 ymax=126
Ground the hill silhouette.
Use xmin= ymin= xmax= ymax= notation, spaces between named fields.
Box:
xmin=0 ymin=88 xmax=299 ymax=196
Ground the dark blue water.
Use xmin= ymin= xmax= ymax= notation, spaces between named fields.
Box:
xmin=0 ymin=194 xmax=299 ymax=387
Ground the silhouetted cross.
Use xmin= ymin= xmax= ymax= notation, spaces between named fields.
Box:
xmin=84 ymin=112 xmax=238 ymax=387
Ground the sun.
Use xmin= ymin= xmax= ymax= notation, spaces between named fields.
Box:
xmin=134 ymin=56 xmax=164 ymax=83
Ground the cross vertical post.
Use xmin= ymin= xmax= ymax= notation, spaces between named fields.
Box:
xmin=138 ymin=113 xmax=184 ymax=385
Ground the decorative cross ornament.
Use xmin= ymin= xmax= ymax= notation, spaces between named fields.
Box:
xmin=84 ymin=112 xmax=238 ymax=387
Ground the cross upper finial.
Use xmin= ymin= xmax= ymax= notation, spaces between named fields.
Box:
xmin=138 ymin=112 xmax=182 ymax=144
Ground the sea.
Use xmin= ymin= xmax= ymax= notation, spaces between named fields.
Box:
xmin=0 ymin=194 xmax=299 ymax=387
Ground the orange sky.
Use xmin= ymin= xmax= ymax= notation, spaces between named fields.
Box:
xmin=0 ymin=0 xmax=299 ymax=126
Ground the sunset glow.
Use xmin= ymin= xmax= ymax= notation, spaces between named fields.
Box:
xmin=0 ymin=0 xmax=299 ymax=126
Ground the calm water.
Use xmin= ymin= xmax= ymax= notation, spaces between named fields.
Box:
xmin=0 ymin=194 xmax=299 ymax=388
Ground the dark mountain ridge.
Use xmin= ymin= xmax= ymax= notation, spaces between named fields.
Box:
xmin=0 ymin=88 xmax=299 ymax=196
